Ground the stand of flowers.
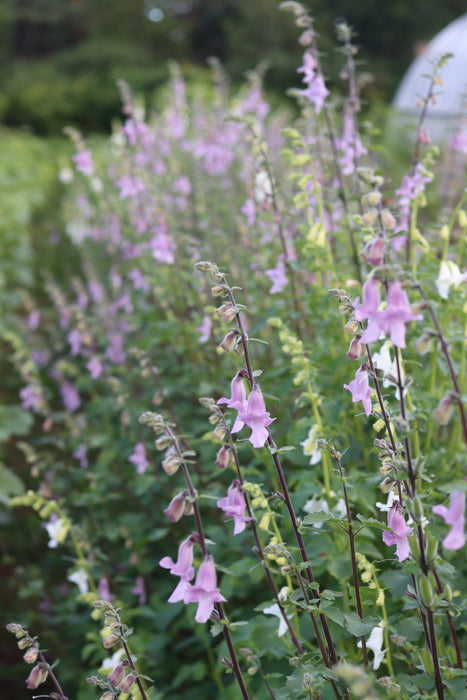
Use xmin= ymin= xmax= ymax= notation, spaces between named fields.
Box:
xmin=3 ymin=3 xmax=467 ymax=699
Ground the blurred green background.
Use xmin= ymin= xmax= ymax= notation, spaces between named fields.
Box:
xmin=1 ymin=0 xmax=466 ymax=135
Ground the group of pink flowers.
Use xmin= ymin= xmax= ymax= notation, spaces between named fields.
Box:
xmin=218 ymin=372 xmax=274 ymax=449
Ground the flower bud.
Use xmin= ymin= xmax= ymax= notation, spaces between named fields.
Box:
xmin=360 ymin=234 xmax=385 ymax=266
xmin=26 ymin=664 xmax=48 ymax=689
xmin=361 ymin=208 xmax=378 ymax=227
xmin=344 ymin=318 xmax=359 ymax=334
xmin=119 ymin=672 xmax=137 ymax=693
xmin=433 ymin=394 xmax=455 ymax=426
xmin=162 ymin=448 xmax=182 ymax=476
xmin=215 ymin=444 xmax=232 ymax=469
xmin=102 ymin=633 xmax=120 ymax=649
xmin=99 ymin=693 xmax=114 ymax=700
xmin=347 ymin=336 xmax=362 ymax=361
xmin=216 ymin=303 xmax=238 ymax=322
xmin=23 ymin=646 xmax=39 ymax=664
xmin=220 ymin=330 xmax=239 ymax=352
xmin=444 ymin=584 xmax=452 ymax=603
xmin=419 ymin=647 xmax=434 ymax=677
xmin=381 ymin=208 xmax=396 ymax=230
xmin=155 ymin=435 xmax=172 ymax=451
xmin=414 ymin=331 xmax=434 ymax=355
xmin=361 ymin=190 xmax=382 ymax=207
xmin=211 ymin=285 xmax=226 ymax=297
xmin=18 ymin=638 xmax=31 ymax=649
xmin=212 ymin=424 xmax=226 ymax=442
xmin=163 ymin=491 xmax=189 ymax=522
xmin=6 ymin=623 xmax=24 ymax=635
xmin=426 ymin=533 xmax=438 ymax=566
xmin=107 ymin=662 xmax=126 ymax=687
xmin=418 ymin=574 xmax=434 ymax=608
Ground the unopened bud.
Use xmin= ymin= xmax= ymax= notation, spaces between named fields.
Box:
xmin=212 ymin=424 xmax=227 ymax=442
xmin=220 ymin=330 xmax=239 ymax=352
xmin=418 ymin=574 xmax=434 ymax=608
xmin=362 ymin=190 xmax=382 ymax=207
xmin=444 ymin=584 xmax=452 ymax=602
xmin=426 ymin=534 xmax=438 ymax=566
xmin=163 ymin=491 xmax=189 ymax=522
xmin=344 ymin=318 xmax=359 ymax=334
xmin=361 ymin=208 xmax=378 ymax=227
xmin=211 ymin=285 xmax=226 ymax=297
xmin=433 ymin=394 xmax=455 ymax=426
xmin=220 ymin=657 xmax=234 ymax=668
xmin=419 ymin=647 xmax=434 ymax=677
xmin=155 ymin=435 xmax=172 ymax=450
xmin=107 ymin=662 xmax=126 ymax=687
xmin=381 ymin=208 xmax=396 ymax=230
xmin=414 ymin=331 xmax=434 ymax=355
xmin=6 ymin=623 xmax=24 ymax=635
xmin=247 ymin=666 xmax=258 ymax=676
xmin=99 ymin=693 xmax=114 ymax=700
xmin=23 ymin=647 xmax=39 ymax=664
xmin=162 ymin=449 xmax=182 ymax=476
xmin=216 ymin=303 xmax=238 ymax=322
xmin=102 ymin=633 xmax=120 ymax=649
xmin=347 ymin=336 xmax=362 ymax=360
xmin=18 ymin=638 xmax=31 ymax=649
xmin=215 ymin=444 xmax=232 ymax=469
xmin=360 ymin=234 xmax=385 ymax=266
xmin=119 ymin=672 xmax=137 ymax=693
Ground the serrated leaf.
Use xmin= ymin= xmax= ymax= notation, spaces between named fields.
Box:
xmin=302 ymin=511 xmax=334 ymax=524
xmin=343 ymin=612 xmax=380 ymax=637
xmin=0 ymin=463 xmax=25 ymax=505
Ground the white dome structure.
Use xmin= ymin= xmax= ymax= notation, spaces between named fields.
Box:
xmin=392 ymin=13 xmax=467 ymax=140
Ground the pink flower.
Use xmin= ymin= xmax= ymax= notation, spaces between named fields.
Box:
xmin=73 ymin=444 xmax=88 ymax=469
xmin=218 ymin=372 xmax=248 ymax=433
xmin=241 ymin=385 xmax=275 ymax=448
xmin=343 ymin=366 xmax=372 ymax=417
xmin=297 ymin=51 xmax=329 ymax=113
xmin=265 ymin=256 xmax=288 ymax=294
xmin=98 ymin=576 xmax=113 ymax=601
xmin=60 ymin=381 xmax=81 ymax=413
xmin=354 ymin=279 xmax=422 ymax=348
xmin=217 ymin=481 xmax=250 ymax=535
xmin=184 ymin=556 xmax=226 ymax=623
xmin=26 ymin=664 xmax=48 ymax=689
xmin=196 ymin=314 xmax=212 ymax=343
xmin=128 ymin=442 xmax=149 ymax=474
xmin=131 ymin=575 xmax=147 ymax=604
xmin=354 ymin=278 xmax=384 ymax=345
xmin=72 ymin=149 xmax=94 ymax=176
xmin=432 ymin=492 xmax=466 ymax=550
xmin=86 ymin=356 xmax=103 ymax=379
xmin=160 ymin=536 xmax=196 ymax=604
xmin=382 ymin=502 xmax=413 ymax=562
xmin=378 ymin=281 xmax=422 ymax=349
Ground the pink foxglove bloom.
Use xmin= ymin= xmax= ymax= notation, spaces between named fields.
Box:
xmin=196 ymin=314 xmax=212 ymax=343
xmin=60 ymin=381 xmax=81 ymax=413
xmin=86 ymin=356 xmax=103 ymax=379
xmin=72 ymin=149 xmax=94 ymax=176
xmin=265 ymin=256 xmax=288 ymax=294
xmin=432 ymin=491 xmax=466 ymax=550
xmin=354 ymin=278 xmax=383 ymax=345
xmin=26 ymin=664 xmax=48 ymax=689
xmin=382 ymin=503 xmax=413 ymax=562
xmin=160 ymin=536 xmax=196 ymax=604
xmin=98 ymin=576 xmax=113 ymax=602
xmin=217 ymin=481 xmax=250 ymax=535
xmin=297 ymin=51 xmax=329 ymax=113
xmin=218 ymin=372 xmax=248 ymax=433
xmin=128 ymin=442 xmax=149 ymax=474
xmin=131 ymin=575 xmax=147 ymax=604
xmin=184 ymin=556 xmax=226 ymax=623
xmin=73 ymin=443 xmax=88 ymax=469
xmin=241 ymin=385 xmax=275 ymax=448
xmin=343 ymin=366 xmax=372 ymax=417
xmin=378 ymin=281 xmax=422 ymax=348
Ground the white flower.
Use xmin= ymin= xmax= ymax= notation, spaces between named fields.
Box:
xmin=303 ymin=495 xmax=329 ymax=529
xmin=376 ymin=488 xmax=399 ymax=514
xmin=67 ymin=568 xmax=89 ymax=595
xmin=372 ymin=340 xmax=404 ymax=401
xmin=99 ymin=648 xmax=125 ymax=674
xmin=435 ymin=260 xmax=466 ymax=300
xmin=254 ymin=170 xmax=273 ymax=205
xmin=45 ymin=517 xmax=65 ymax=548
xmin=358 ymin=623 xmax=386 ymax=670
xmin=263 ymin=603 xmax=292 ymax=637
xmin=300 ymin=425 xmax=322 ymax=465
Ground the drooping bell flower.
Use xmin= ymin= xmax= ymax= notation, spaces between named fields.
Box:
xmin=343 ymin=365 xmax=372 ymax=417
xmin=217 ymin=481 xmax=250 ymax=534
xmin=241 ymin=385 xmax=275 ymax=448
xmin=382 ymin=502 xmax=413 ymax=562
xmin=217 ymin=372 xmax=248 ymax=433
xmin=184 ymin=556 xmax=226 ymax=623
xmin=432 ymin=491 xmax=466 ymax=551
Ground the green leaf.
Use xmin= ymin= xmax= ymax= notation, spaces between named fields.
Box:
xmin=343 ymin=612 xmax=380 ymax=637
xmin=302 ymin=511 xmax=334 ymax=524
xmin=0 ymin=404 xmax=33 ymax=442
xmin=0 ymin=462 xmax=25 ymax=505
